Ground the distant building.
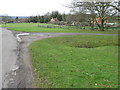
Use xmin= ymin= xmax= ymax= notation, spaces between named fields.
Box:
xmin=50 ymin=17 xmax=59 ymax=23
xmin=94 ymin=18 xmax=108 ymax=24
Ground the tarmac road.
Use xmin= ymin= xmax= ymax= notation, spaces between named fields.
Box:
xmin=1 ymin=27 xmax=19 ymax=88
xmin=0 ymin=27 xmax=2 ymax=89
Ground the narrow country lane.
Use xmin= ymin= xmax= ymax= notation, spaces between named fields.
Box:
xmin=0 ymin=27 xmax=2 ymax=89
xmin=1 ymin=27 xmax=25 ymax=88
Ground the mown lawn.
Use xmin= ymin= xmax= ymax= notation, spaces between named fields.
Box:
xmin=1 ymin=23 xmax=118 ymax=34
xmin=29 ymin=35 xmax=118 ymax=88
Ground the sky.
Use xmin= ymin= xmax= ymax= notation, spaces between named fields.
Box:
xmin=0 ymin=0 xmax=72 ymax=16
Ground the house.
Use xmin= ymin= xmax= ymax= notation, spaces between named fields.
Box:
xmin=50 ymin=17 xmax=59 ymax=23
xmin=94 ymin=18 xmax=108 ymax=24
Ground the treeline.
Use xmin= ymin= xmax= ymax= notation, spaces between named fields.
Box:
xmin=0 ymin=15 xmax=13 ymax=23
xmin=0 ymin=12 xmax=90 ymax=25
xmin=27 ymin=11 xmax=66 ymax=23
xmin=27 ymin=11 xmax=93 ymax=26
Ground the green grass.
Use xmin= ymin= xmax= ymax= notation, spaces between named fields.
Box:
xmin=29 ymin=35 xmax=118 ymax=88
xmin=1 ymin=23 xmax=118 ymax=34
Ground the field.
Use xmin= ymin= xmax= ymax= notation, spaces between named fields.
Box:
xmin=29 ymin=35 xmax=118 ymax=88
xmin=1 ymin=23 xmax=118 ymax=34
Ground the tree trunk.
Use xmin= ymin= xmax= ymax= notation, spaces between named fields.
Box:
xmin=100 ymin=19 xmax=105 ymax=31
xmin=95 ymin=18 xmax=105 ymax=31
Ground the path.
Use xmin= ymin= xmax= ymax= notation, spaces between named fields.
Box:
xmin=0 ymin=27 xmax=2 ymax=89
xmin=2 ymin=27 xmax=19 ymax=88
xmin=1 ymin=28 xmax=26 ymax=88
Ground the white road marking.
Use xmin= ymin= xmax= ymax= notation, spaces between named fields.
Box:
xmin=16 ymin=33 xmax=30 ymax=42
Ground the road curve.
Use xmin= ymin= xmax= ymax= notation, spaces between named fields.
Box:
xmin=31 ymin=32 xmax=119 ymax=36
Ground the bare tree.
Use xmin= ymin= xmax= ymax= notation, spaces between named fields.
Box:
xmin=69 ymin=0 xmax=119 ymax=31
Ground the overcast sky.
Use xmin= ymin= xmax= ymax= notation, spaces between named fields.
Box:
xmin=0 ymin=0 xmax=72 ymax=16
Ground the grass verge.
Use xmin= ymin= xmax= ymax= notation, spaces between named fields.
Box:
xmin=29 ymin=35 xmax=118 ymax=88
